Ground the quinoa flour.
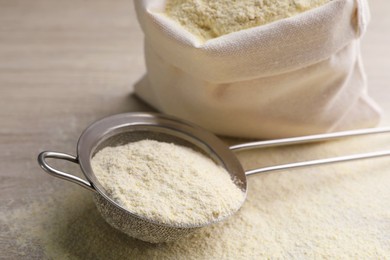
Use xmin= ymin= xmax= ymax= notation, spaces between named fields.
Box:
xmin=91 ymin=140 xmax=245 ymax=226
xmin=165 ymin=0 xmax=331 ymax=40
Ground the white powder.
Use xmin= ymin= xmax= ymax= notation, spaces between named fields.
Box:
xmin=165 ymin=0 xmax=331 ymax=40
xmin=91 ymin=139 xmax=245 ymax=226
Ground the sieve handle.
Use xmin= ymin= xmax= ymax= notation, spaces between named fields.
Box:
xmin=38 ymin=151 xmax=95 ymax=192
xmin=228 ymin=126 xmax=390 ymax=176
xmin=230 ymin=127 xmax=390 ymax=151
xmin=244 ymin=150 xmax=390 ymax=176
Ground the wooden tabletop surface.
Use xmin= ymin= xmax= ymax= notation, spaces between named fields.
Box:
xmin=1 ymin=0 xmax=389 ymax=258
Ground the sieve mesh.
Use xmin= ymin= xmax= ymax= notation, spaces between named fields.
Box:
xmin=71 ymin=113 xmax=247 ymax=243
xmin=94 ymin=194 xmax=198 ymax=243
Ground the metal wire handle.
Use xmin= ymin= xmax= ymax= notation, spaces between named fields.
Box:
xmin=38 ymin=151 xmax=95 ymax=191
xmin=229 ymin=127 xmax=390 ymax=176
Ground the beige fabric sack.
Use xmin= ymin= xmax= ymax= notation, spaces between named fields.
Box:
xmin=134 ymin=0 xmax=381 ymax=139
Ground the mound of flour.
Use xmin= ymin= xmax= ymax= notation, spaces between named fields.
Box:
xmin=91 ymin=139 xmax=245 ymax=226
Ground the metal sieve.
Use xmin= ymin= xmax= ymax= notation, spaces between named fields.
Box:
xmin=38 ymin=112 xmax=390 ymax=243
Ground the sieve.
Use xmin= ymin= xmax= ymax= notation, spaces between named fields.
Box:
xmin=38 ymin=112 xmax=390 ymax=243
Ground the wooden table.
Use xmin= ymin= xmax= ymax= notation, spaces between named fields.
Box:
xmin=1 ymin=1 xmax=389 ymax=258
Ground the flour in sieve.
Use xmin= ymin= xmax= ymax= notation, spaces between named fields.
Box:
xmin=165 ymin=0 xmax=331 ymax=40
xmin=91 ymin=139 xmax=245 ymax=226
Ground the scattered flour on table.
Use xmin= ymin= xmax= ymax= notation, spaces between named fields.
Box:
xmin=165 ymin=0 xmax=331 ymax=40
xmin=91 ymin=139 xmax=245 ymax=226
xmin=2 ymin=137 xmax=390 ymax=259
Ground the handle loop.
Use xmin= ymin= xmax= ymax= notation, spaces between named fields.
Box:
xmin=38 ymin=151 xmax=95 ymax=192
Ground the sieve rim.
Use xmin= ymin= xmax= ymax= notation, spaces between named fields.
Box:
xmin=76 ymin=112 xmax=247 ymax=229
